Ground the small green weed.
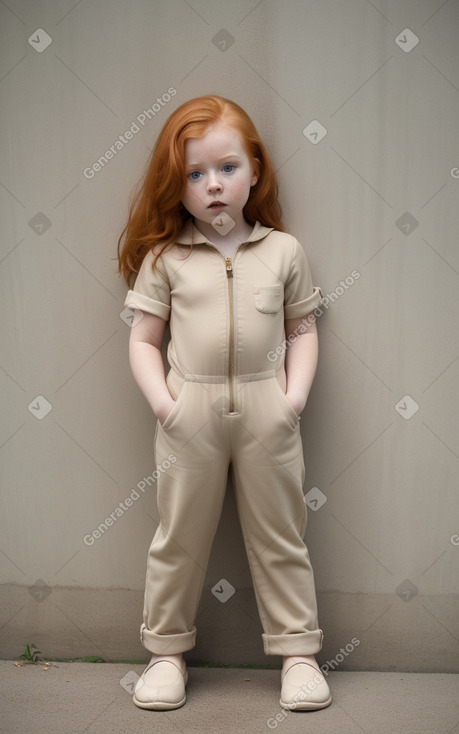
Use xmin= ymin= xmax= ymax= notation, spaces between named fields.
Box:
xmin=18 ymin=643 xmax=43 ymax=664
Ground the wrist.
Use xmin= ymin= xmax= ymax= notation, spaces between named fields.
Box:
xmin=154 ymin=393 xmax=176 ymax=424
xmin=285 ymin=390 xmax=307 ymax=416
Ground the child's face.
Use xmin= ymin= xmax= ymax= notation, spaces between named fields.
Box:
xmin=181 ymin=123 xmax=258 ymax=233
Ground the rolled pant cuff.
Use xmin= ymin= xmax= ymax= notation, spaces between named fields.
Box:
xmin=262 ymin=629 xmax=324 ymax=656
xmin=140 ymin=623 xmax=197 ymax=655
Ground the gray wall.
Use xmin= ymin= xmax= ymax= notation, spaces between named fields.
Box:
xmin=1 ymin=0 xmax=458 ymax=671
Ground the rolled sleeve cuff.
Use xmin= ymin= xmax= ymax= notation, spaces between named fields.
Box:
xmin=284 ymin=286 xmax=323 ymax=319
xmin=124 ymin=290 xmax=170 ymax=321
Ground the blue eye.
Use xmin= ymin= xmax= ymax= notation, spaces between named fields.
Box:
xmin=222 ymin=164 xmax=235 ymax=173
xmin=188 ymin=171 xmax=202 ymax=180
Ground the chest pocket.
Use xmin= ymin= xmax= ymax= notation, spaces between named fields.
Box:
xmin=253 ymin=284 xmax=283 ymax=314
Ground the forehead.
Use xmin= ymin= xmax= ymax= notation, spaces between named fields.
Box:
xmin=184 ymin=123 xmax=247 ymax=161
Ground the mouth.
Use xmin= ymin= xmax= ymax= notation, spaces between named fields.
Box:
xmin=208 ymin=201 xmax=226 ymax=209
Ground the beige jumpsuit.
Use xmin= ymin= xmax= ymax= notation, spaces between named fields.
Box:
xmin=124 ymin=220 xmax=324 ymax=657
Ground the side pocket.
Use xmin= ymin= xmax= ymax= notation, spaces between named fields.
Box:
xmin=272 ymin=378 xmax=300 ymax=427
xmin=160 ymin=381 xmax=189 ymax=432
xmin=253 ymin=284 xmax=283 ymax=314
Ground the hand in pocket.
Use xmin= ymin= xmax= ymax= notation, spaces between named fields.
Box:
xmin=157 ymin=396 xmax=176 ymax=426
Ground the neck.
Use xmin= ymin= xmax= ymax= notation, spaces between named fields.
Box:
xmin=194 ymin=216 xmax=253 ymax=248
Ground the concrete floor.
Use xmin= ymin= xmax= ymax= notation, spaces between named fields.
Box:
xmin=1 ymin=660 xmax=458 ymax=734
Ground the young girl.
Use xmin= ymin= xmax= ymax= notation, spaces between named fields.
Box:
xmin=117 ymin=95 xmax=331 ymax=712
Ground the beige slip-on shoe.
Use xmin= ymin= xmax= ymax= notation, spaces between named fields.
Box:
xmin=280 ymin=661 xmax=332 ymax=711
xmin=133 ymin=656 xmax=188 ymax=710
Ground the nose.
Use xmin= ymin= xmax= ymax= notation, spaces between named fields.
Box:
xmin=207 ymin=171 xmax=222 ymax=193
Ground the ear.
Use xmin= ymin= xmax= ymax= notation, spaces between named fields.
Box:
xmin=251 ymin=157 xmax=260 ymax=187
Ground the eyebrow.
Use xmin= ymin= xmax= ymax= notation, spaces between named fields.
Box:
xmin=185 ymin=153 xmax=242 ymax=168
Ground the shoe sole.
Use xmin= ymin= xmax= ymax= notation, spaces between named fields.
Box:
xmin=279 ymin=695 xmax=332 ymax=711
xmin=133 ymin=694 xmax=187 ymax=710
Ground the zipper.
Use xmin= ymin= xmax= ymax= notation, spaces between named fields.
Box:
xmin=226 ymin=257 xmax=236 ymax=413
xmin=194 ymin=227 xmax=254 ymax=416
xmin=202 ymin=242 xmax=245 ymax=415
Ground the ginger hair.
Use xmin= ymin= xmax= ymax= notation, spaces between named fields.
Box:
xmin=117 ymin=95 xmax=285 ymax=285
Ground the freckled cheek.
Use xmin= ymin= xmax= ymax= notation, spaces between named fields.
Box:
xmin=182 ymin=185 xmax=204 ymax=211
xmin=230 ymin=179 xmax=251 ymax=202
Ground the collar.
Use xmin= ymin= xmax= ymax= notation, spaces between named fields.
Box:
xmin=175 ymin=219 xmax=274 ymax=246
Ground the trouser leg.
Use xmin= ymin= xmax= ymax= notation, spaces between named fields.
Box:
xmin=140 ymin=379 xmax=230 ymax=655
xmin=231 ymin=377 xmax=323 ymax=656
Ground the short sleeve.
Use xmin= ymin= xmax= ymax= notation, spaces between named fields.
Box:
xmin=124 ymin=250 xmax=171 ymax=321
xmin=284 ymin=238 xmax=323 ymax=319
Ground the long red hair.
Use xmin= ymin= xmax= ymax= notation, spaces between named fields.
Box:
xmin=117 ymin=95 xmax=285 ymax=285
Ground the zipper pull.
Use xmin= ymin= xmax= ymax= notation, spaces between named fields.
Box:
xmin=226 ymin=257 xmax=233 ymax=277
